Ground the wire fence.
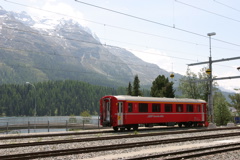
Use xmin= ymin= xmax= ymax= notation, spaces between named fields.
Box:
xmin=0 ymin=116 xmax=101 ymax=134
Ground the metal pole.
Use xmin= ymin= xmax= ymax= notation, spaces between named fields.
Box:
xmin=209 ymin=36 xmax=212 ymax=57
xmin=83 ymin=118 xmax=85 ymax=130
xmin=98 ymin=115 xmax=99 ymax=129
xmin=26 ymin=82 xmax=37 ymax=132
xmin=207 ymin=33 xmax=215 ymax=124
xmin=6 ymin=122 xmax=8 ymax=134
xmin=66 ymin=120 xmax=68 ymax=131
xmin=48 ymin=121 xmax=50 ymax=132
xmin=209 ymin=56 xmax=213 ymax=123
xmin=34 ymin=88 xmax=36 ymax=132
xmin=28 ymin=121 xmax=30 ymax=133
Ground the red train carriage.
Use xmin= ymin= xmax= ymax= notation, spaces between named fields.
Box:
xmin=100 ymin=95 xmax=208 ymax=131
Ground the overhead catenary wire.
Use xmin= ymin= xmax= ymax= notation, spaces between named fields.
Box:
xmin=0 ymin=25 xmax=208 ymax=61
xmin=1 ymin=0 xmax=239 ymax=74
xmin=0 ymin=2 xmax=238 ymax=69
xmin=74 ymin=0 xmax=204 ymax=38
xmin=74 ymin=0 xmax=240 ymax=48
xmin=176 ymin=0 xmax=240 ymax=23
xmin=1 ymin=23 xmax=237 ymax=70
xmin=4 ymin=0 xmax=240 ymax=48
xmin=0 ymin=36 xmax=235 ymax=71
xmin=5 ymin=18 xmax=206 ymax=48
xmin=2 ymin=19 xmax=240 ymax=62
xmin=213 ymin=0 xmax=240 ymax=13
xmin=1 ymin=2 xmax=205 ymax=47
xmin=0 ymin=45 xmax=197 ymax=69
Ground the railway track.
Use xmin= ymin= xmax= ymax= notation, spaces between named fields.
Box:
xmin=0 ymin=130 xmax=113 ymax=140
xmin=0 ymin=131 xmax=240 ymax=160
xmin=126 ymin=142 xmax=240 ymax=160
xmin=0 ymin=127 xmax=178 ymax=140
xmin=0 ymin=126 xmax=239 ymax=140
xmin=0 ymin=127 xmax=240 ymax=149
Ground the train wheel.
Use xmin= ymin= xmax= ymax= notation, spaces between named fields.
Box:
xmin=185 ymin=122 xmax=192 ymax=127
xmin=126 ymin=126 xmax=131 ymax=131
xmin=178 ymin=123 xmax=183 ymax=128
xmin=113 ymin=127 xmax=118 ymax=131
xmin=193 ymin=122 xmax=198 ymax=127
xmin=120 ymin=128 xmax=125 ymax=131
xmin=133 ymin=124 xmax=138 ymax=131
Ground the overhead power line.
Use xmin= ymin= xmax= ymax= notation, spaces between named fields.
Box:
xmin=214 ymin=0 xmax=240 ymax=13
xmin=0 ymin=43 xmax=235 ymax=71
xmin=74 ymin=0 xmax=240 ymax=47
xmin=1 ymin=25 xmax=207 ymax=61
xmin=4 ymin=0 xmax=240 ymax=48
xmin=74 ymin=0 xmax=205 ymax=38
xmin=4 ymin=18 xmax=240 ymax=58
xmin=1 ymin=1 xmax=240 ymax=73
xmin=3 ymin=1 xmax=204 ymax=47
xmin=1 ymin=22 xmax=237 ymax=69
xmin=176 ymin=0 xmax=240 ymax=23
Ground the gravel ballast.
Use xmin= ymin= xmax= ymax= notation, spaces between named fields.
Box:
xmin=0 ymin=128 xmax=240 ymax=159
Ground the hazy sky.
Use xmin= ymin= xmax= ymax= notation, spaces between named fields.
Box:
xmin=1 ymin=0 xmax=240 ymax=92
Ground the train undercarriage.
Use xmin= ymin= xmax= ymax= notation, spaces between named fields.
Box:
xmin=112 ymin=121 xmax=204 ymax=131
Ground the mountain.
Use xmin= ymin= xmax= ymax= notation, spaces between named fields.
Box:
xmin=0 ymin=6 xmax=179 ymax=88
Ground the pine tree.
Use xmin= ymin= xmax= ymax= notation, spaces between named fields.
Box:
xmin=126 ymin=82 xmax=132 ymax=95
xmin=132 ymin=75 xmax=142 ymax=96
xmin=150 ymin=75 xmax=175 ymax=98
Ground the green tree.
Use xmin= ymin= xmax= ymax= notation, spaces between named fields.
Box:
xmin=126 ymin=82 xmax=132 ymax=95
xmin=132 ymin=75 xmax=142 ymax=96
xmin=150 ymin=75 xmax=175 ymax=97
xmin=214 ymin=91 xmax=232 ymax=126
xmin=0 ymin=80 xmax=149 ymax=116
xmin=80 ymin=110 xmax=91 ymax=117
xmin=178 ymin=67 xmax=217 ymax=101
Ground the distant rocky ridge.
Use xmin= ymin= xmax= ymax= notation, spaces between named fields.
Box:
xmin=0 ymin=6 xmax=181 ymax=88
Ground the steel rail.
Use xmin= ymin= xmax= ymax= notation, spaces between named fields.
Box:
xmin=0 ymin=126 xmax=239 ymax=140
xmin=0 ymin=127 xmax=240 ymax=149
xmin=0 ymin=127 xmax=178 ymax=140
xmin=127 ymin=142 xmax=240 ymax=160
xmin=0 ymin=131 xmax=240 ymax=160
xmin=165 ymin=144 xmax=240 ymax=160
xmin=0 ymin=130 xmax=113 ymax=140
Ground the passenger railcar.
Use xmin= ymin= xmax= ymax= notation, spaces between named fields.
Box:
xmin=100 ymin=95 xmax=208 ymax=131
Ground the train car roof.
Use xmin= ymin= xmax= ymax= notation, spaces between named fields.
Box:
xmin=109 ymin=95 xmax=206 ymax=103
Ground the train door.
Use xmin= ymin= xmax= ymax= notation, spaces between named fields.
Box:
xmin=201 ymin=104 xmax=204 ymax=121
xmin=118 ymin=102 xmax=123 ymax=126
xmin=102 ymin=98 xmax=111 ymax=126
xmin=106 ymin=101 xmax=110 ymax=121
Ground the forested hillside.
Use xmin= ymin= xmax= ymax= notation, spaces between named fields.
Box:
xmin=0 ymin=80 xmax=141 ymax=117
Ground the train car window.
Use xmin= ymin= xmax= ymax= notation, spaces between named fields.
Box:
xmin=107 ymin=102 xmax=110 ymax=112
xmin=187 ymin=104 xmax=193 ymax=112
xmin=152 ymin=104 xmax=161 ymax=112
xmin=139 ymin=103 xmax=148 ymax=112
xmin=197 ymin=105 xmax=201 ymax=112
xmin=118 ymin=103 xmax=121 ymax=112
xmin=176 ymin=104 xmax=183 ymax=112
xmin=128 ymin=103 xmax=133 ymax=112
xmin=165 ymin=104 xmax=172 ymax=112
